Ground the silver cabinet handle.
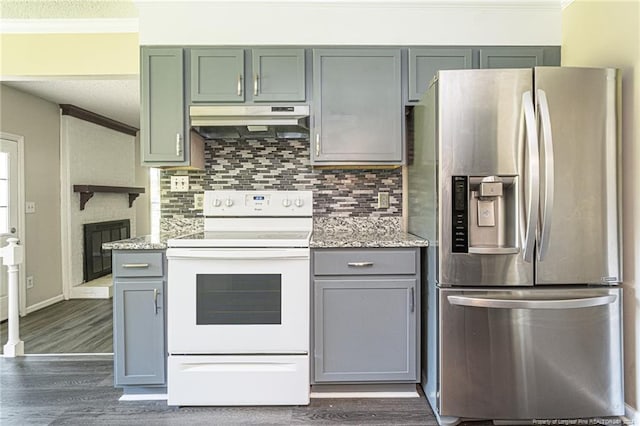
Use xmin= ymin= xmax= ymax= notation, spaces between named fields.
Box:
xmin=537 ymin=89 xmax=554 ymax=262
xmin=468 ymin=247 xmax=520 ymax=255
xmin=315 ymin=133 xmax=321 ymax=157
xmin=176 ymin=133 xmax=182 ymax=157
xmin=122 ymin=263 xmax=150 ymax=268
xmin=237 ymin=74 xmax=243 ymax=96
xmin=447 ymin=294 xmax=617 ymax=310
xmin=153 ymin=288 xmax=159 ymax=315
xmin=347 ymin=262 xmax=374 ymax=267
xmin=254 ymin=74 xmax=259 ymax=96
xmin=410 ymin=287 xmax=415 ymax=313
xmin=520 ymin=91 xmax=539 ymax=263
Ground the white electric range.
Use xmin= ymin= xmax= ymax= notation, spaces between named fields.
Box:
xmin=166 ymin=190 xmax=313 ymax=406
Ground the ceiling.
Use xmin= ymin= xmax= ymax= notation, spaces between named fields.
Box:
xmin=4 ymin=78 xmax=140 ymax=128
xmin=1 ymin=0 xmax=140 ymax=128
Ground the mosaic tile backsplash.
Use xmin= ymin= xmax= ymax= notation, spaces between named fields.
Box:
xmin=160 ymin=139 xmax=402 ymax=218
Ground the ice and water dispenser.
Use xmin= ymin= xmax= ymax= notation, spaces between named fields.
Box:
xmin=452 ymin=176 xmax=518 ymax=254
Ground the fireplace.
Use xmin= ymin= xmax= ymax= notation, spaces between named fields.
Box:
xmin=83 ymin=219 xmax=130 ymax=282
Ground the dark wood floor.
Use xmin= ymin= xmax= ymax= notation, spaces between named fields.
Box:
xmin=0 ymin=356 xmax=462 ymax=426
xmin=0 ymin=299 xmax=112 ymax=354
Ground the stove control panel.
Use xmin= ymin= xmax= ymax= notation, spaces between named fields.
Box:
xmin=204 ymin=190 xmax=313 ymax=217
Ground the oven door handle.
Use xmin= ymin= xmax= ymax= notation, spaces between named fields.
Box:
xmin=166 ymin=248 xmax=309 ymax=260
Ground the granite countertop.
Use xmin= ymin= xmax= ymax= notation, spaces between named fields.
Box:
xmin=103 ymin=217 xmax=428 ymax=250
xmin=310 ymin=217 xmax=428 ymax=248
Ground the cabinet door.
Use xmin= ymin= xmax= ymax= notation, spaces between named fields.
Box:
xmin=190 ymin=48 xmax=245 ymax=102
xmin=141 ymin=47 xmax=185 ymax=163
xmin=479 ymin=47 xmax=544 ymax=69
xmin=312 ymin=49 xmax=403 ymax=164
xmin=314 ymin=277 xmax=417 ymax=382
xmin=114 ymin=279 xmax=165 ymax=386
xmin=408 ymin=48 xmax=472 ymax=102
xmin=252 ymin=48 xmax=305 ymax=102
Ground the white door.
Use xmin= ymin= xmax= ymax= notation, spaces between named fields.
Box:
xmin=0 ymin=138 xmax=19 ymax=321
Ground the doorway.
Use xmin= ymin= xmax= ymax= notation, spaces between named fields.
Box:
xmin=0 ymin=134 xmax=25 ymax=322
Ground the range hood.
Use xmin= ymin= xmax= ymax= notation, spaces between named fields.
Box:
xmin=190 ymin=105 xmax=310 ymax=139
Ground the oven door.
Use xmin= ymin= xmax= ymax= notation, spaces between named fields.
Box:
xmin=166 ymin=248 xmax=310 ymax=354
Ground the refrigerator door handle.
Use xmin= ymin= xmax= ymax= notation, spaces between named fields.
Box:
xmin=537 ymin=89 xmax=555 ymax=261
xmin=520 ymin=91 xmax=540 ymax=263
xmin=447 ymin=294 xmax=617 ymax=310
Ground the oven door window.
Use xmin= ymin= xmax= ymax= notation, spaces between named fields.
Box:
xmin=196 ymin=274 xmax=281 ymax=325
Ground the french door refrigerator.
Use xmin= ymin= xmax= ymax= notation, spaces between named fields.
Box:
xmin=407 ymin=67 xmax=623 ymax=424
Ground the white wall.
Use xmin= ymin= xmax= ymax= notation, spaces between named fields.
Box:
xmin=60 ymin=116 xmax=137 ymax=290
xmin=561 ymin=0 xmax=640 ymax=418
xmin=136 ymin=0 xmax=562 ymax=46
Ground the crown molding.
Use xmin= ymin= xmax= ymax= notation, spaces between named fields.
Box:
xmin=0 ymin=18 xmax=138 ymax=34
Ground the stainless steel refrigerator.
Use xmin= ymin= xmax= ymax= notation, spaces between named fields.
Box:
xmin=407 ymin=67 xmax=623 ymax=424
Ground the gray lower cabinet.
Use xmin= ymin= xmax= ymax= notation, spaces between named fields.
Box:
xmin=408 ymin=47 xmax=473 ymax=102
xmin=113 ymin=250 xmax=166 ymax=388
xmin=312 ymin=49 xmax=403 ymax=165
xmin=313 ymin=248 xmax=419 ymax=383
xmin=140 ymin=47 xmax=186 ymax=165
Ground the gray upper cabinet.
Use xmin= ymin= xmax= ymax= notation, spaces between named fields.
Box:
xmin=479 ymin=47 xmax=544 ymax=69
xmin=190 ymin=48 xmax=245 ymax=102
xmin=312 ymin=49 xmax=403 ymax=164
xmin=190 ymin=48 xmax=306 ymax=103
xmin=252 ymin=48 xmax=306 ymax=102
xmin=408 ymin=47 xmax=473 ymax=102
xmin=141 ymin=47 xmax=186 ymax=164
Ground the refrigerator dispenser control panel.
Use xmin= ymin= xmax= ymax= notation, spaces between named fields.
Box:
xmin=452 ymin=176 xmax=468 ymax=253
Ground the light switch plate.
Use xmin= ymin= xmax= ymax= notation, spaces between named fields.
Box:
xmin=378 ymin=192 xmax=390 ymax=209
xmin=25 ymin=201 xmax=36 ymax=214
xmin=170 ymin=176 xmax=189 ymax=192
xmin=194 ymin=193 xmax=204 ymax=210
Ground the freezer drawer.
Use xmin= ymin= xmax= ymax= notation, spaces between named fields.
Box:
xmin=438 ymin=287 xmax=623 ymax=420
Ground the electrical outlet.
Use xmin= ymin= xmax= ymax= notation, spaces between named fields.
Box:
xmin=378 ymin=192 xmax=390 ymax=209
xmin=170 ymin=175 xmax=189 ymax=192
xmin=26 ymin=276 xmax=34 ymax=289
xmin=194 ymin=193 xmax=204 ymax=210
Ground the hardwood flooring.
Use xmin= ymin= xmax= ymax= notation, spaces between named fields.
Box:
xmin=0 ymin=299 xmax=112 ymax=354
xmin=0 ymin=356 xmax=495 ymax=426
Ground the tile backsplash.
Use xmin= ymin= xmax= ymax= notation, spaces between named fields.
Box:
xmin=160 ymin=139 xmax=402 ymax=218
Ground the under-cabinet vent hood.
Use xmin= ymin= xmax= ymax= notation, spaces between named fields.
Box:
xmin=190 ymin=105 xmax=310 ymax=140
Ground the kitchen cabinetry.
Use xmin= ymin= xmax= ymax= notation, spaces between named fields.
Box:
xmin=407 ymin=47 xmax=473 ymax=102
xmin=312 ymin=49 xmax=403 ymax=165
xmin=113 ymin=250 xmax=166 ymax=388
xmin=140 ymin=47 xmax=186 ymax=165
xmin=479 ymin=47 xmax=545 ymax=69
xmin=189 ymin=48 xmax=306 ymax=103
xmin=312 ymin=248 xmax=419 ymax=383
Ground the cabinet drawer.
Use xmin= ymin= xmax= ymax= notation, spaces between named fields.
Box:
xmin=313 ymin=249 xmax=416 ymax=276
xmin=113 ymin=252 xmax=164 ymax=277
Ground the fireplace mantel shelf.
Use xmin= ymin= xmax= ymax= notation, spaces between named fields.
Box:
xmin=73 ymin=185 xmax=146 ymax=210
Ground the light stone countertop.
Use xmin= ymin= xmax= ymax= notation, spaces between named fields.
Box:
xmin=103 ymin=217 xmax=429 ymax=250
xmin=310 ymin=217 xmax=428 ymax=248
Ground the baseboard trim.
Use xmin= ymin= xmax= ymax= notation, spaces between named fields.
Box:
xmin=69 ymin=285 xmax=112 ymax=299
xmin=624 ymin=403 xmax=638 ymax=424
xmin=119 ymin=393 xmax=168 ymax=401
xmin=25 ymin=295 xmax=64 ymax=314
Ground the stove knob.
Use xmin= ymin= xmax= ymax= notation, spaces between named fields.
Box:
xmin=213 ymin=199 xmax=222 ymax=207
xmin=282 ymin=198 xmax=292 ymax=208
xmin=225 ymin=198 xmax=234 ymax=207
xmin=294 ymin=198 xmax=304 ymax=208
